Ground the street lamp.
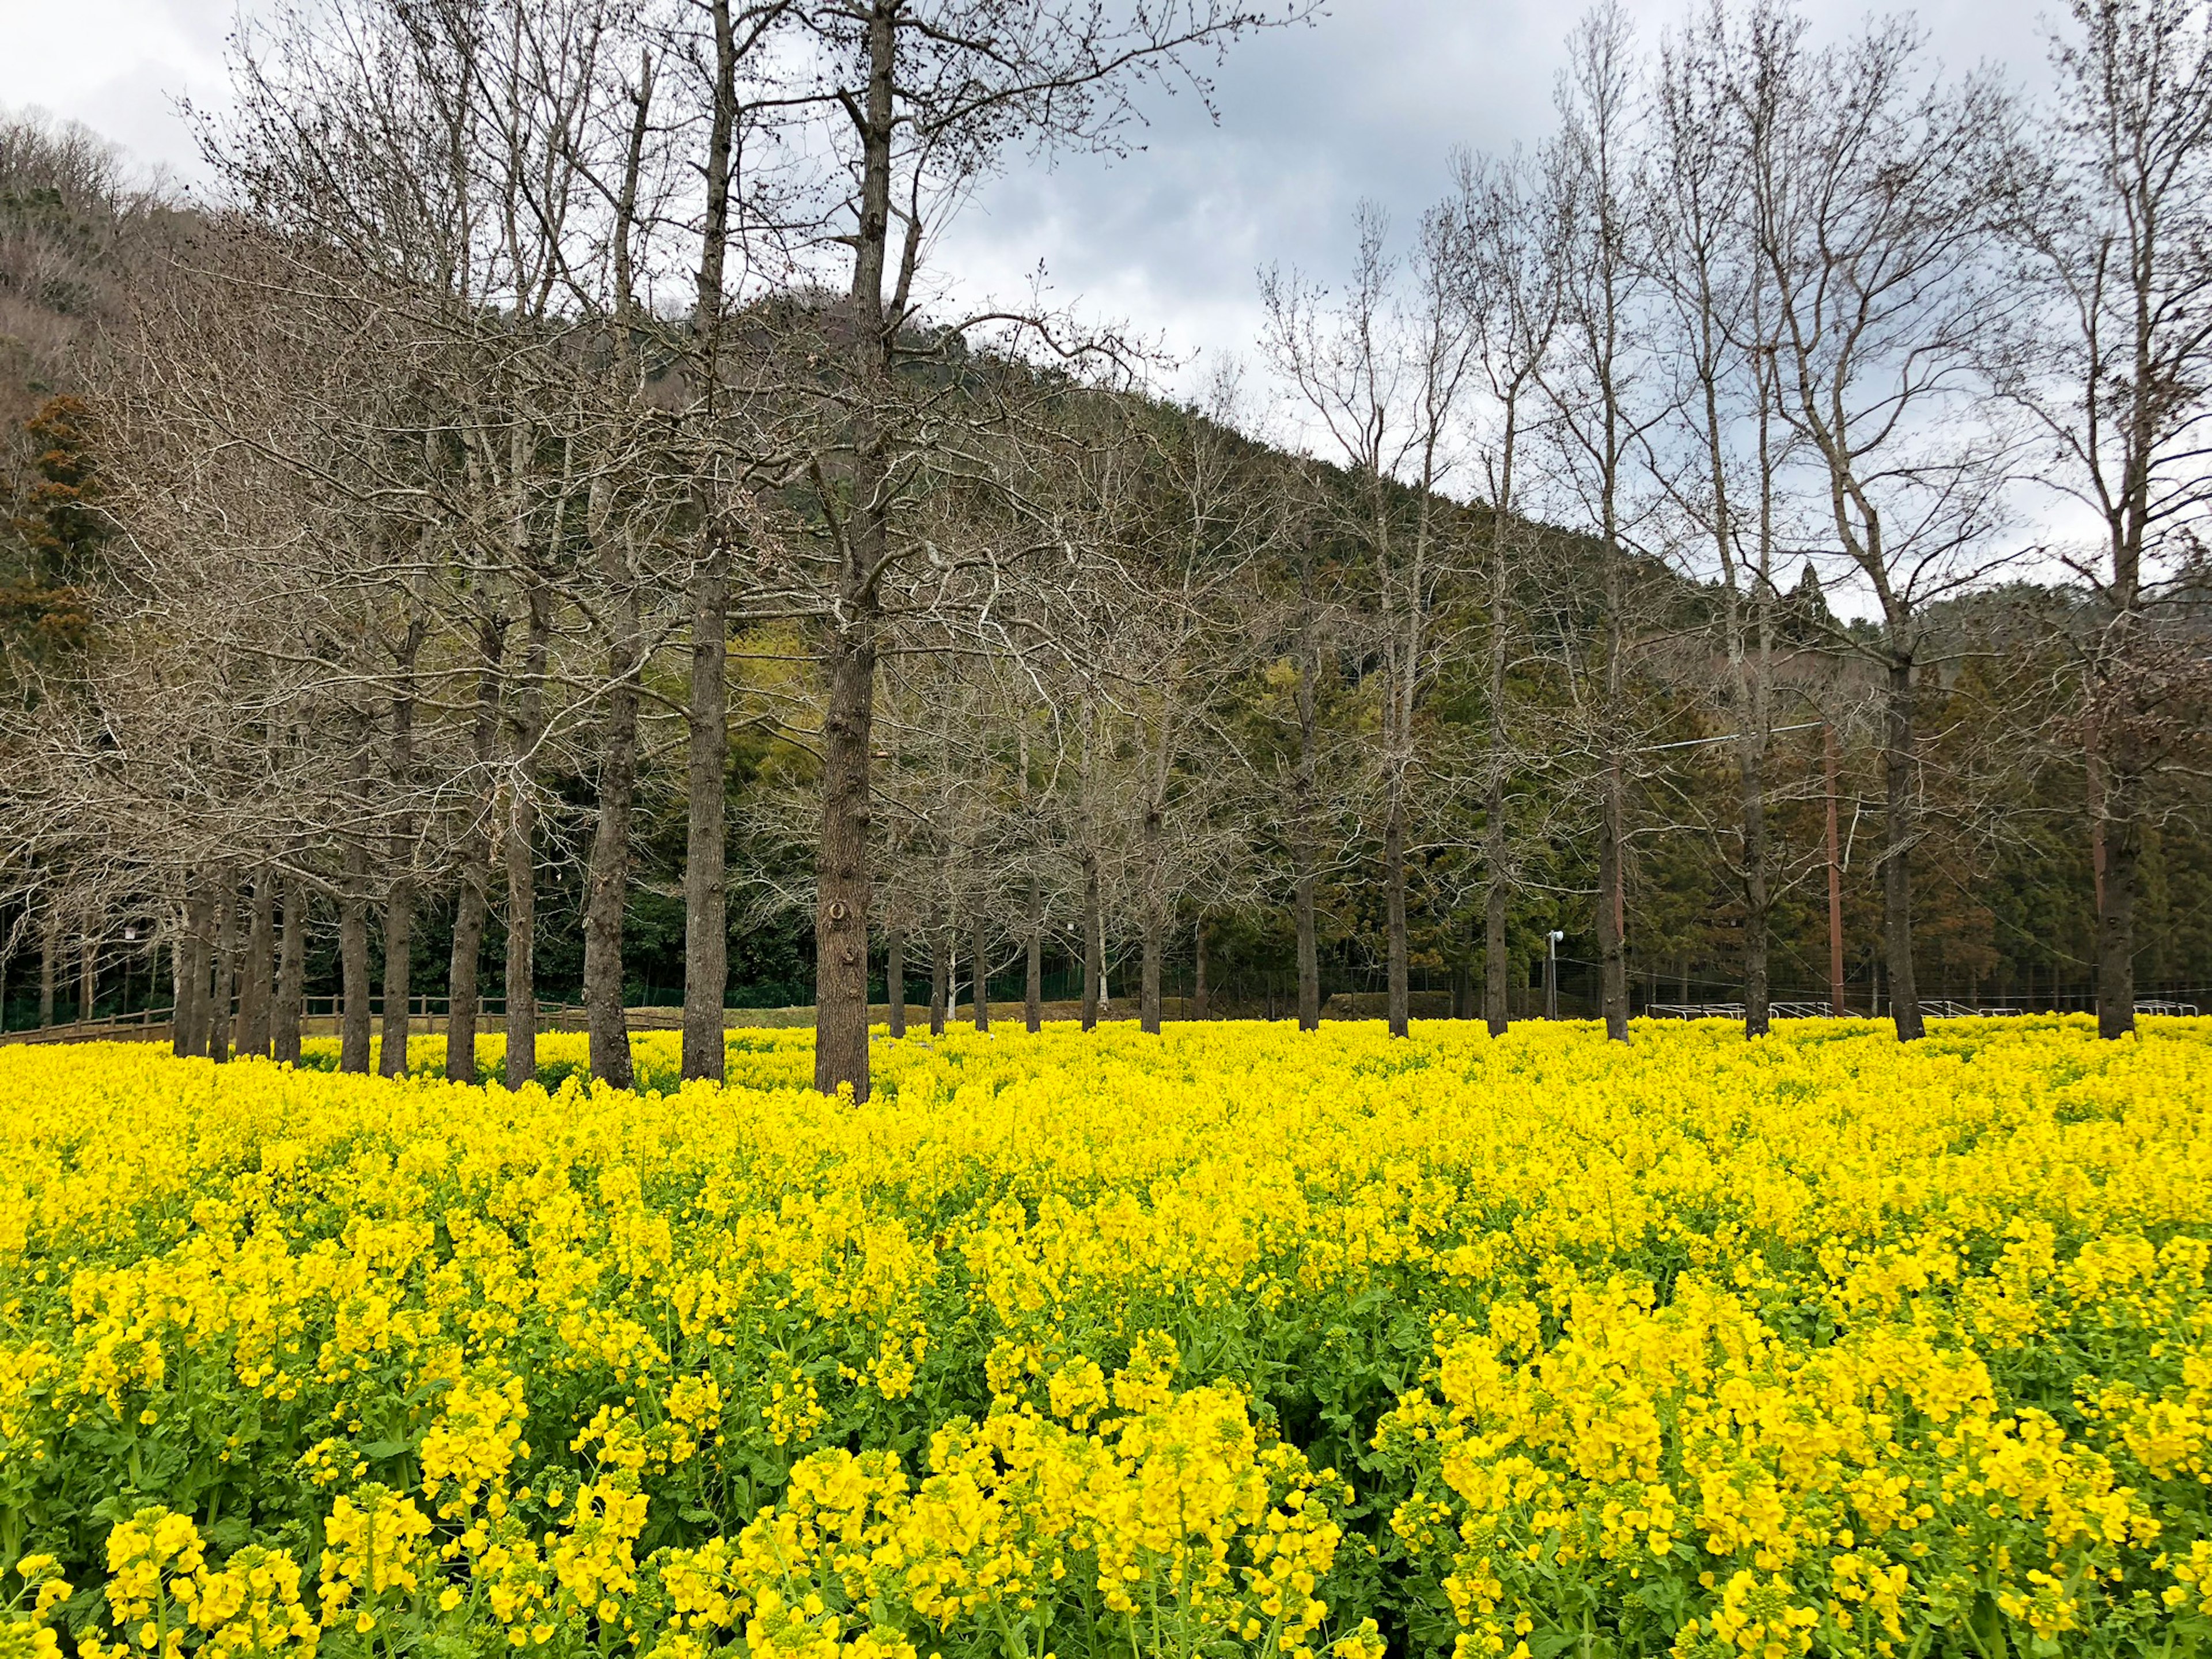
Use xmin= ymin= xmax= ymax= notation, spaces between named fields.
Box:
xmin=1545 ymin=930 xmax=1565 ymax=1021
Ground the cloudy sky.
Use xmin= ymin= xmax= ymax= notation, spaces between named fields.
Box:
xmin=1 ymin=0 xmax=2050 ymax=400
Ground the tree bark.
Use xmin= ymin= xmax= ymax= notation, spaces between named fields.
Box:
xmin=582 ymin=516 xmax=640 ymax=1091
xmin=886 ymin=926 xmax=906 ymax=1037
xmin=812 ymin=0 xmax=895 ymax=1102
xmin=1139 ymin=915 xmax=1162 ymax=1034
xmin=813 ymin=615 xmax=877 ymax=1097
xmin=446 ymin=865 xmax=488 ymax=1085
xmin=447 ymin=615 xmax=505 ymax=1084
xmin=1192 ymin=916 xmax=1209 ymax=1020
xmin=379 ymin=628 xmax=423 ymax=1079
xmin=339 ymin=842 xmax=371 ymax=1074
xmin=1483 ymin=779 xmax=1509 ymax=1037
xmin=1738 ymin=728 xmax=1771 ymax=1037
xmin=1024 ymin=874 xmax=1042 ymax=1032
xmin=1385 ymin=795 xmax=1410 ymax=1038
xmin=38 ymin=915 xmax=56 ymax=1031
xmin=928 ymin=923 xmax=948 ymax=1036
xmin=175 ymin=889 xmax=210 ymax=1057
xmin=1081 ymin=855 xmax=1103 ymax=1032
xmin=682 ymin=0 xmax=738 ymax=1084
xmin=971 ymin=907 xmax=990 ymax=1032
xmin=1597 ymin=760 xmax=1628 ymax=1041
xmin=241 ymin=868 xmax=273 ymax=1056
xmin=1140 ymin=806 xmax=1164 ymax=1035
xmin=1294 ymin=866 xmax=1320 ymax=1032
xmin=504 ymin=584 xmax=550 ymax=1091
xmin=1294 ymin=626 xmax=1321 ymax=1032
xmin=2097 ymin=751 xmax=2141 ymax=1040
xmin=684 ymin=548 xmax=730 ymax=1082
xmin=209 ymin=869 xmax=237 ymax=1063
xmin=1483 ymin=413 xmax=1517 ymax=1039
xmin=274 ymin=876 xmax=304 ymax=1066
xmin=377 ymin=877 xmax=413 ymax=1078
xmin=75 ymin=930 xmax=93 ymax=1023
xmin=1882 ymin=661 xmax=1925 ymax=1041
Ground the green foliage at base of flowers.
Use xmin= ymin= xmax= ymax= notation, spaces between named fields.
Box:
xmin=0 ymin=1016 xmax=2205 ymax=1659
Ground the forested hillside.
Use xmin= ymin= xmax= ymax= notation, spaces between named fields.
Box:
xmin=1 ymin=0 xmax=2209 ymax=1092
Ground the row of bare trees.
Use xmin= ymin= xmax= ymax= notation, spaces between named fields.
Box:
xmin=2 ymin=0 xmax=2209 ymax=1100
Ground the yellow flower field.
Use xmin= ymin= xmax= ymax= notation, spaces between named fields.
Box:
xmin=0 ymin=1017 xmax=2205 ymax=1659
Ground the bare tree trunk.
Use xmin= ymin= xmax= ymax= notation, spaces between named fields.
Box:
xmin=379 ymin=640 xmax=422 ymax=1080
xmin=809 ymin=0 xmax=897 ymax=1101
xmin=1081 ymin=855 xmax=1103 ymax=1032
xmin=1484 ymin=779 xmax=1510 ymax=1036
xmin=1739 ymin=730 xmax=1771 ymax=1037
xmin=1024 ymin=874 xmax=1042 ymax=1033
xmin=1192 ymin=916 xmax=1209 ymax=1020
xmin=928 ymin=923 xmax=948 ymax=1036
xmin=448 ymin=617 xmax=504 ymax=1084
xmin=582 ymin=543 xmax=639 ymax=1092
xmin=1385 ymin=794 xmax=1410 ymax=1038
xmin=971 ymin=907 xmax=990 ymax=1032
xmin=377 ymin=879 xmax=413 ymax=1077
xmin=1139 ymin=915 xmax=1162 ymax=1033
xmin=1294 ymin=866 xmax=1320 ymax=1032
xmin=339 ymin=842 xmax=370 ymax=1074
xmin=1139 ymin=805 xmax=1164 ymax=1035
xmin=209 ymin=870 xmax=237 ymax=1063
xmin=2097 ymin=754 xmax=2141 ymax=1039
xmin=815 ymin=613 xmax=877 ymax=1098
xmin=1294 ymin=638 xmax=1323 ymax=1033
xmin=446 ymin=868 xmax=488 ymax=1085
xmin=241 ymin=868 xmax=273 ymax=1056
xmin=681 ymin=0 xmax=739 ymax=1074
xmin=76 ymin=927 xmax=94 ymax=1023
xmin=1597 ymin=760 xmax=1628 ymax=1040
xmin=504 ymin=587 xmax=549 ymax=1091
xmin=1883 ymin=662 xmax=1924 ymax=1041
xmin=886 ymin=926 xmax=906 ymax=1037
xmin=1482 ymin=422 xmax=1516 ymax=1040
xmin=175 ymin=890 xmax=211 ymax=1056
xmin=38 ymin=915 xmax=56 ymax=1030
xmin=684 ymin=550 xmax=730 ymax=1081
xmin=274 ymin=876 xmax=304 ymax=1065
xmin=2090 ymin=692 xmax=2138 ymax=1037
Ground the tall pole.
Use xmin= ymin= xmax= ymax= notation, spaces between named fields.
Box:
xmin=1545 ymin=930 xmax=1563 ymax=1021
xmin=1825 ymin=724 xmax=1846 ymax=1016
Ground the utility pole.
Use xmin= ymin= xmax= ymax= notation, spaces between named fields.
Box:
xmin=1824 ymin=724 xmax=1846 ymax=1017
xmin=1545 ymin=929 xmax=1564 ymax=1020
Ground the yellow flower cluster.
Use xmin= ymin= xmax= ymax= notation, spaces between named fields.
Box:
xmin=0 ymin=1013 xmax=2203 ymax=1659
xmin=79 ymin=1511 xmax=315 ymax=1659
xmin=656 ymin=1358 xmax=1346 ymax=1659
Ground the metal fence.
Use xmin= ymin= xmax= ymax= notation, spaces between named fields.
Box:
xmin=1646 ymin=997 xmax=2197 ymax=1020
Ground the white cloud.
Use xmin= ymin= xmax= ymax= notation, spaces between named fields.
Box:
xmin=0 ymin=0 xmax=230 ymax=187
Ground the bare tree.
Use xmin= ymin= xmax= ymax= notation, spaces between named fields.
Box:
xmin=1651 ymin=0 xmax=1793 ymax=1037
xmin=1540 ymin=3 xmax=1660 ymax=1044
xmin=1264 ymin=202 xmax=1478 ymax=1038
xmin=771 ymin=0 xmax=1296 ymax=1099
xmin=1749 ymin=12 xmax=2022 ymax=1041
xmin=1450 ymin=145 xmax=1571 ymax=1036
xmin=2003 ymin=0 xmax=2212 ymax=1038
